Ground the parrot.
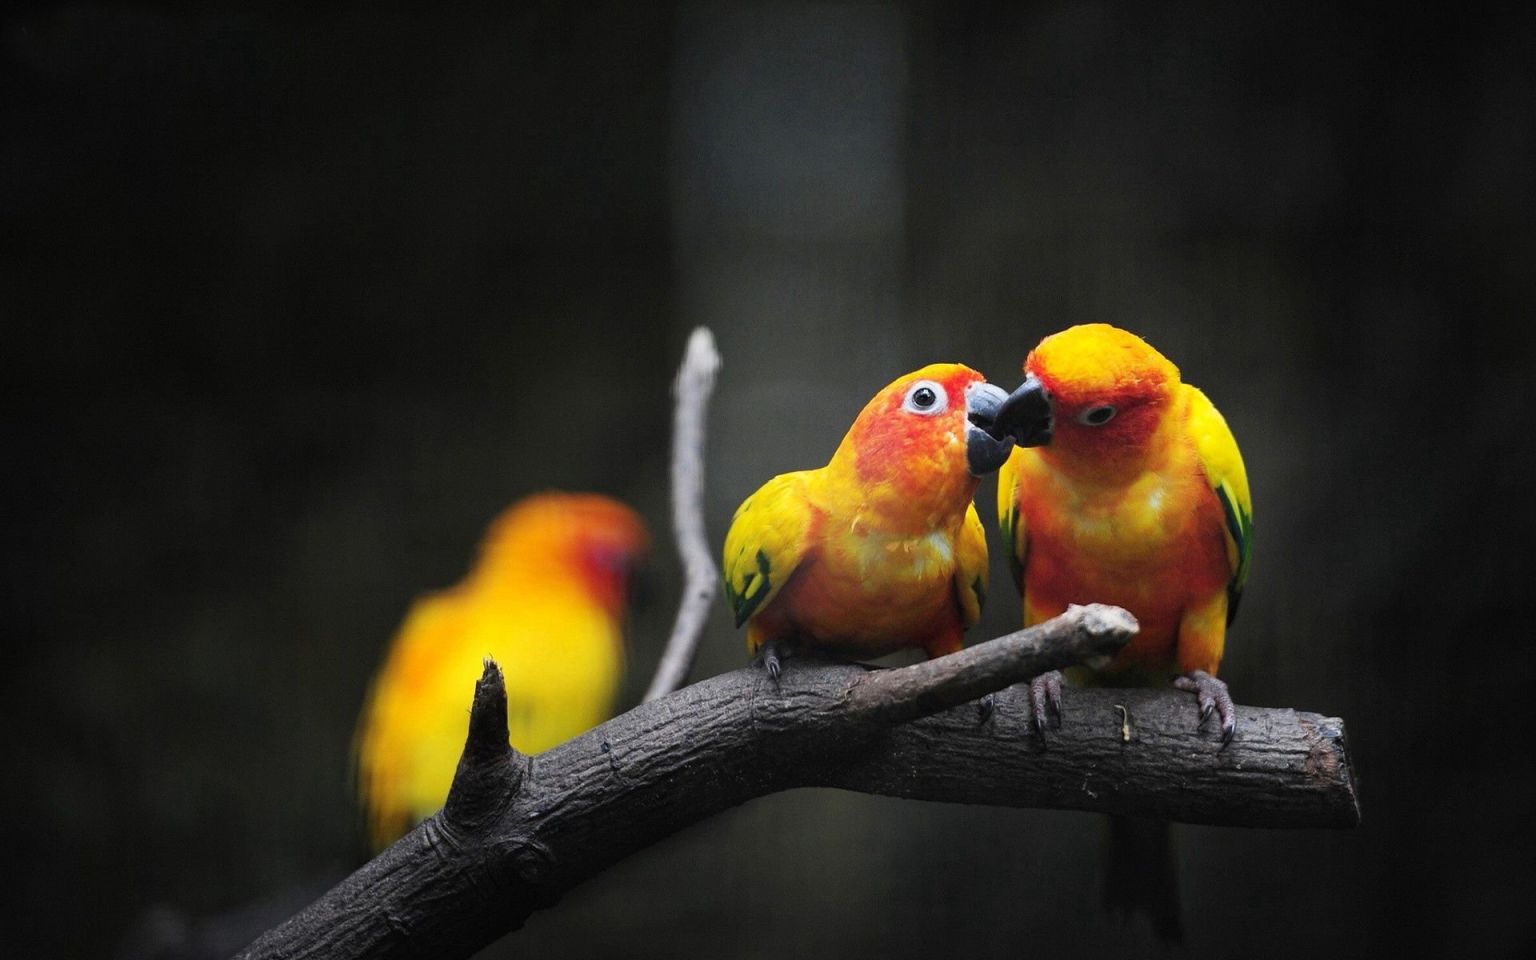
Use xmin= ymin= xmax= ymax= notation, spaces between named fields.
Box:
xmin=993 ymin=322 xmax=1253 ymax=941
xmin=353 ymin=492 xmax=648 ymax=851
xmin=722 ymin=363 xmax=1048 ymax=674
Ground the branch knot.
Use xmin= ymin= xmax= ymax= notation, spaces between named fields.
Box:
xmin=443 ymin=660 xmax=523 ymax=836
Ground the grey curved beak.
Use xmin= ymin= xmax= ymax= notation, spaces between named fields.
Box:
xmin=964 ymin=382 xmax=1016 ymax=475
xmin=991 ymin=374 xmax=1054 ymax=448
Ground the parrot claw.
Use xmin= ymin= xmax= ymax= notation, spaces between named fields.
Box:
xmin=758 ymin=638 xmax=791 ymax=685
xmin=1173 ymin=670 xmax=1236 ymax=746
xmin=977 ymin=692 xmax=995 ymax=725
xmin=1028 ymin=670 xmax=1065 ymax=739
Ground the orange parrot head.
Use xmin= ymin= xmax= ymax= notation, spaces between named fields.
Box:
xmin=474 ymin=493 xmax=650 ymax=616
xmin=830 ymin=363 xmax=1043 ymax=503
xmin=996 ymin=323 xmax=1181 ymax=461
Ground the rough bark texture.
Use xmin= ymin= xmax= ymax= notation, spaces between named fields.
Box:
xmin=235 ymin=606 xmax=1358 ymax=960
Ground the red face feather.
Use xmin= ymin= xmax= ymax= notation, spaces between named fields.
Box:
xmin=1024 ymin=324 xmax=1180 ymax=466
xmin=476 ymin=493 xmax=649 ymax=616
xmin=838 ymin=364 xmax=987 ymax=507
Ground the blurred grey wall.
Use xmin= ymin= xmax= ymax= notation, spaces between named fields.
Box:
xmin=2 ymin=2 xmax=1532 ymax=958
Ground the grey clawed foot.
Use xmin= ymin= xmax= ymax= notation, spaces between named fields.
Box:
xmin=759 ymin=638 xmax=790 ymax=684
xmin=1028 ymin=670 xmax=1065 ymax=739
xmin=1173 ymin=669 xmax=1236 ymax=746
xmin=977 ymin=692 xmax=995 ymax=725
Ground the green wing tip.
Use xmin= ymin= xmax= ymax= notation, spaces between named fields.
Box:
xmin=726 ymin=550 xmax=773 ymax=628
xmin=1001 ymin=507 xmax=1026 ymax=590
xmin=1215 ymin=485 xmax=1252 ymax=556
xmin=1214 ymin=484 xmax=1252 ymax=626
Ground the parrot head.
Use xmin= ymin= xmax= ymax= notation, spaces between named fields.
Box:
xmin=996 ymin=323 xmax=1181 ymax=462
xmin=830 ymin=363 xmax=1035 ymax=507
xmin=475 ymin=493 xmax=650 ymax=616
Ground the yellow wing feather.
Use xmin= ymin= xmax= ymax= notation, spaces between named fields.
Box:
xmin=1183 ymin=384 xmax=1253 ymax=622
xmin=952 ymin=501 xmax=989 ymax=627
xmin=995 ymin=448 xmax=1029 ymax=599
xmin=721 ymin=470 xmax=815 ymax=629
xmin=354 ymin=590 xmax=468 ymax=849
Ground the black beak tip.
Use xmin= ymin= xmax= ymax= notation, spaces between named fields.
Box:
xmin=964 ymin=383 xmax=1006 ymax=434
xmin=994 ymin=376 xmax=1054 ymax=448
xmin=966 ymin=426 xmax=1015 ymax=476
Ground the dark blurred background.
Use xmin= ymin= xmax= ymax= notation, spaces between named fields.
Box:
xmin=3 ymin=2 xmax=1532 ymax=957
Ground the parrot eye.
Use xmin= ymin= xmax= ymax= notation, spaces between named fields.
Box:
xmin=1078 ymin=404 xmax=1117 ymax=426
xmin=902 ymin=380 xmax=948 ymax=416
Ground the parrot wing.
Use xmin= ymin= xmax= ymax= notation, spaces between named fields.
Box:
xmin=1185 ymin=385 xmax=1253 ymax=624
xmin=722 ymin=470 xmax=815 ymax=627
xmin=995 ymin=448 xmax=1029 ymax=598
xmin=354 ymin=588 xmax=468 ymax=850
xmin=953 ymin=501 xmax=989 ymax=628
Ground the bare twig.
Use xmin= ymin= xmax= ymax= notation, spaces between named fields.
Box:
xmin=643 ymin=327 xmax=721 ymax=702
xmin=235 ymin=607 xmax=1359 ymax=960
xmin=844 ymin=604 xmax=1136 ymax=725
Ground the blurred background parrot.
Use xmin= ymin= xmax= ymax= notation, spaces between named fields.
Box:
xmin=995 ymin=322 xmax=1253 ymax=941
xmin=353 ymin=492 xmax=648 ymax=851
xmin=722 ymin=363 xmax=1045 ymax=673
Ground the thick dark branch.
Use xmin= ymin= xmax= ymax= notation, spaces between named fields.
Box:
xmin=821 ymin=686 xmax=1359 ymax=828
xmin=236 ymin=609 xmax=1358 ymax=960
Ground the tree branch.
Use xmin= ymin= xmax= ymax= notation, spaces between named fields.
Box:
xmin=843 ymin=604 xmax=1135 ymax=725
xmin=235 ymin=606 xmax=1359 ymax=960
xmin=643 ymin=326 xmax=721 ymax=702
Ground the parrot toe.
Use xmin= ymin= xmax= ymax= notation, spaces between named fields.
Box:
xmin=1173 ymin=670 xmax=1236 ymax=745
xmin=977 ymin=692 xmax=995 ymax=725
xmin=759 ymin=637 xmax=792 ymax=685
xmin=1029 ymin=670 xmax=1065 ymax=738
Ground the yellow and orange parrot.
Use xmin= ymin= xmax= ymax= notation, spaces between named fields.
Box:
xmin=722 ymin=363 xmax=1045 ymax=673
xmin=353 ymin=493 xmax=648 ymax=851
xmin=994 ymin=322 xmax=1253 ymax=940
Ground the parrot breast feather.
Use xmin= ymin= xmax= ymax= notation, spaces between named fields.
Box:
xmin=722 ymin=471 xmax=815 ymax=627
xmin=1184 ymin=385 xmax=1253 ymax=624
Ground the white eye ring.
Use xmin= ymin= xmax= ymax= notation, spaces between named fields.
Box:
xmin=1077 ymin=404 xmax=1117 ymax=426
xmin=902 ymin=380 xmax=949 ymax=416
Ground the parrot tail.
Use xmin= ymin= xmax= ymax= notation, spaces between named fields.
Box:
xmin=1102 ymin=815 xmax=1183 ymax=943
